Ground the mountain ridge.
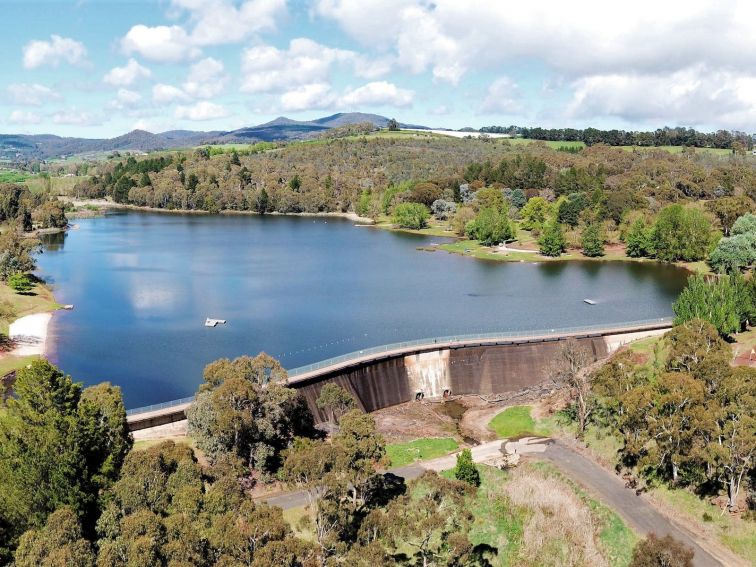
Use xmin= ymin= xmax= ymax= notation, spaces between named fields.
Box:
xmin=0 ymin=112 xmax=429 ymax=161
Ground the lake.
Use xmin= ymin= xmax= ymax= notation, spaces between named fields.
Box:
xmin=37 ymin=212 xmax=689 ymax=409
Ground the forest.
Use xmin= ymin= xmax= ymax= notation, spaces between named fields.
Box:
xmin=68 ymin=134 xmax=756 ymax=271
xmin=479 ymin=125 xmax=754 ymax=150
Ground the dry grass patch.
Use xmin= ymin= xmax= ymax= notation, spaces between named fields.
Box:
xmin=503 ymin=466 xmax=610 ymax=567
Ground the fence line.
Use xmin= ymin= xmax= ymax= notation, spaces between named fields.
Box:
xmin=126 ymin=317 xmax=672 ymax=416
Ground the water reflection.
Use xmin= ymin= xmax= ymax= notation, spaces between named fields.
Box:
xmin=36 ymin=212 xmax=689 ymax=408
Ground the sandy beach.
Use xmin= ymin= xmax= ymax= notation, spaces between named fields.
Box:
xmin=8 ymin=312 xmax=53 ymax=357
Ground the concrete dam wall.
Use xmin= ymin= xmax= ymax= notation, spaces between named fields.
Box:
xmin=294 ymin=335 xmax=609 ymax=423
xmin=126 ymin=323 xmax=670 ymax=431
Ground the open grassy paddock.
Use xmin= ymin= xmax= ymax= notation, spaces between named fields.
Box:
xmin=385 ymin=437 xmax=459 ymax=467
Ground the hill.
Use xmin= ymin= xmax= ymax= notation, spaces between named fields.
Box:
xmin=0 ymin=112 xmax=427 ymax=161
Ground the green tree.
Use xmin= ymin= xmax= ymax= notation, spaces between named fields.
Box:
xmin=652 ymin=204 xmax=713 ymax=262
xmin=708 ymin=232 xmax=756 ymax=273
xmin=14 ymin=507 xmax=95 ymax=567
xmin=520 ymin=197 xmax=551 ymax=230
xmin=474 ymin=187 xmax=505 ymax=212
xmin=382 ymin=472 xmax=475 ymax=566
xmin=672 ymin=274 xmax=751 ymax=336
xmin=538 ymin=221 xmax=566 ymax=256
xmin=7 ymin=272 xmax=32 ymax=293
xmin=731 ymin=212 xmax=756 ymax=236
xmin=581 ymin=223 xmax=605 ymax=257
xmin=508 ymin=188 xmax=527 ymax=209
xmin=256 ymin=187 xmax=270 ymax=214
xmin=453 ymin=449 xmax=480 ymax=487
xmin=230 ymin=149 xmax=241 ymax=166
xmin=557 ymin=192 xmax=587 ymax=227
xmin=625 ymin=217 xmax=653 ymax=257
xmin=392 ymin=202 xmax=430 ymax=230
xmin=706 ymin=196 xmax=753 ymax=236
xmin=289 ymin=175 xmax=302 ymax=192
xmin=465 ymin=207 xmax=514 ymax=245
xmin=387 ymin=118 xmax=399 ymax=131
xmin=0 ymin=229 xmax=38 ymax=281
xmin=356 ymin=189 xmax=372 ymax=217
xmin=33 ymin=200 xmax=68 ymax=229
xmin=0 ymin=361 xmax=130 ymax=561
xmin=186 ymin=354 xmax=314 ymax=474
xmin=316 ymin=383 xmax=356 ymax=425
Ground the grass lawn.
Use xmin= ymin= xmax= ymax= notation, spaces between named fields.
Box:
xmin=506 ymin=138 xmax=586 ymax=150
xmin=649 ymin=485 xmax=756 ymax=563
xmin=385 ymin=437 xmax=459 ymax=467
xmin=282 ymin=506 xmax=316 ymax=541
xmin=373 ymin=214 xmax=457 ymax=238
xmin=132 ymin=436 xmax=194 ymax=452
xmin=488 ymin=406 xmax=551 ymax=439
xmin=466 ymin=465 xmax=526 ymax=565
xmin=0 ymin=280 xmax=60 ymax=335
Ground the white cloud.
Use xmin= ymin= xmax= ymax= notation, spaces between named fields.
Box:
xmin=171 ymin=0 xmax=286 ymax=46
xmin=121 ymin=25 xmax=200 ymax=63
xmin=52 ymin=109 xmax=102 ymax=126
xmin=120 ymin=0 xmax=286 ymax=63
xmin=240 ymin=38 xmax=355 ymax=94
xmin=8 ymin=110 xmax=42 ymax=125
xmin=6 ymin=83 xmax=61 ymax=106
xmin=182 ymin=57 xmax=227 ymax=99
xmin=280 ymin=83 xmax=335 ymax=111
xmin=107 ymin=89 xmax=143 ymax=111
xmin=174 ymin=101 xmax=230 ymax=120
xmin=566 ymin=67 xmax=756 ymax=129
xmin=22 ymin=35 xmax=88 ymax=69
xmin=315 ymin=0 xmax=756 ymax=83
xmin=338 ymin=81 xmax=413 ymax=108
xmin=103 ymin=59 xmax=152 ymax=86
xmin=480 ymin=77 xmax=523 ymax=114
xmin=152 ymin=84 xmax=190 ymax=105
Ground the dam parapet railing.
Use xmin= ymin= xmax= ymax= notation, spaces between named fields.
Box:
xmin=125 ymin=317 xmax=672 ymax=418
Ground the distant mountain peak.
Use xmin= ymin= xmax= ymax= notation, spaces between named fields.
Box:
xmin=0 ymin=112 xmax=431 ymax=160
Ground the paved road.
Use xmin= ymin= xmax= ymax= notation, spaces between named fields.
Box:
xmin=261 ymin=438 xmax=737 ymax=567
xmin=543 ymin=440 xmax=735 ymax=567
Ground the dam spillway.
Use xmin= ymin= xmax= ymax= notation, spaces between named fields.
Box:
xmin=126 ymin=320 xmax=670 ymax=430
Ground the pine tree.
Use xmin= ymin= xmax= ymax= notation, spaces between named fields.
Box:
xmin=539 ymin=221 xmax=566 ymax=256
xmin=581 ymin=223 xmax=605 ymax=257
xmin=453 ymin=449 xmax=480 ymax=487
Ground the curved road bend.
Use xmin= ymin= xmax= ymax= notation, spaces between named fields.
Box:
xmin=260 ymin=439 xmax=735 ymax=567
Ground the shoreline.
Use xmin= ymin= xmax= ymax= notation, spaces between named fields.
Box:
xmin=63 ymin=198 xmax=704 ymax=273
xmin=8 ymin=312 xmax=53 ymax=357
xmin=63 ymin=198 xmax=375 ymax=224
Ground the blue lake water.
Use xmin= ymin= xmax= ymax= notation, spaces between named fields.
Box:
xmin=37 ymin=212 xmax=689 ymax=408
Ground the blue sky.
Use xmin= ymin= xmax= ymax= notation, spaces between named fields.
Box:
xmin=2 ymin=0 xmax=755 ymax=137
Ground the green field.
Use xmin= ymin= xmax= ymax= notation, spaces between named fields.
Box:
xmin=0 ymin=170 xmax=31 ymax=183
xmin=385 ymin=437 xmax=459 ymax=467
xmin=488 ymin=406 xmax=550 ymax=439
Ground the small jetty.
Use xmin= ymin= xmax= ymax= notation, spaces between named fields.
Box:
xmin=583 ymin=299 xmax=596 ymax=305
xmin=205 ymin=318 xmax=227 ymax=327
